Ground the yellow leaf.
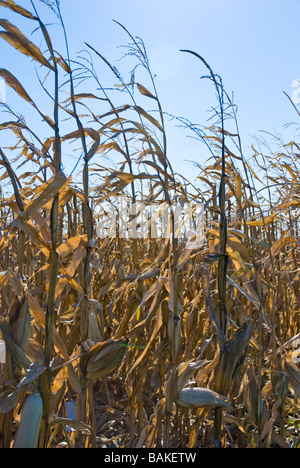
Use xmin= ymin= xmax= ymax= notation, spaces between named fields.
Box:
xmin=25 ymin=171 xmax=68 ymax=216
xmin=136 ymin=305 xmax=142 ymax=321
xmin=57 ymin=235 xmax=82 ymax=258
xmin=246 ymin=212 xmax=279 ymax=227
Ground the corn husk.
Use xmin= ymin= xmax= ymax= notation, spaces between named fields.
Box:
xmin=215 ymin=319 xmax=254 ymax=395
xmin=13 ymin=392 xmax=43 ymax=448
xmin=80 ymin=338 xmax=128 ymax=382
xmin=176 ymin=387 xmax=231 ymax=409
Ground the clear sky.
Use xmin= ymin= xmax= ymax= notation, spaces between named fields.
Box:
xmin=1 ymin=0 xmax=300 ymax=186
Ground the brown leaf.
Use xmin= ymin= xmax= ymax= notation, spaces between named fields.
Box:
xmin=137 ymin=83 xmax=157 ymax=100
xmin=0 ymin=20 xmax=54 ymax=69
xmin=0 ymin=269 xmax=23 ymax=297
xmin=0 ymin=0 xmax=35 ymax=19
xmin=0 ymin=68 xmax=33 ymax=103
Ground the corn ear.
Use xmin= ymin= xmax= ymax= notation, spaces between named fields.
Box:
xmin=176 ymin=387 xmax=231 ymax=409
xmin=80 ymin=338 xmax=128 ymax=382
xmin=177 ymin=359 xmax=206 ymax=393
xmin=0 ymin=317 xmax=32 ymax=372
xmin=13 ymin=392 xmax=43 ymax=448
xmin=10 ymin=296 xmax=30 ymax=354
xmin=215 ymin=319 xmax=254 ymax=395
xmin=87 ymin=299 xmax=103 ymax=343
xmin=241 ymin=364 xmax=269 ymax=429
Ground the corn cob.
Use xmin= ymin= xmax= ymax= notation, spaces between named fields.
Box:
xmin=80 ymin=338 xmax=128 ymax=382
xmin=176 ymin=387 xmax=231 ymax=409
xmin=13 ymin=392 xmax=43 ymax=448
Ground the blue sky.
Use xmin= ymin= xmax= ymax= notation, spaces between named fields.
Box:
xmin=0 ymin=0 xmax=300 ymax=186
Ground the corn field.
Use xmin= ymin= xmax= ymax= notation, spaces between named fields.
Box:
xmin=0 ymin=0 xmax=299 ymax=449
